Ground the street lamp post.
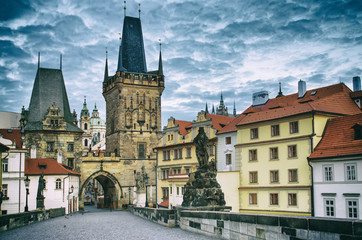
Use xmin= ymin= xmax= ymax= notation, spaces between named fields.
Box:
xmin=128 ymin=187 xmax=131 ymax=205
xmin=24 ymin=176 xmax=30 ymax=212
xmin=145 ymin=174 xmax=149 ymax=208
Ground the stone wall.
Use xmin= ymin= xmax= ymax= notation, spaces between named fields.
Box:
xmin=128 ymin=206 xmax=176 ymax=227
xmin=0 ymin=208 xmax=65 ymax=232
xmin=179 ymin=210 xmax=362 ymax=240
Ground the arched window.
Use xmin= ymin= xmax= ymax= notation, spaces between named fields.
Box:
xmin=84 ymin=139 xmax=88 ymax=146
xmin=56 ymin=179 xmax=61 ymax=189
xmin=84 ymin=123 xmax=88 ymax=130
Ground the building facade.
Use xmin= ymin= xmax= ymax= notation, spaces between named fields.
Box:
xmin=25 ymin=158 xmax=80 ymax=214
xmin=0 ymin=129 xmax=27 ymax=215
xmin=309 ymin=113 xmax=362 ymax=219
xmin=79 ymin=99 xmax=106 ymax=155
xmin=155 ymin=111 xmax=235 ymax=208
xmin=20 ymin=62 xmax=83 ymax=173
xmin=235 ymin=82 xmax=361 ymax=216
xmin=79 ymin=13 xmax=164 ymax=209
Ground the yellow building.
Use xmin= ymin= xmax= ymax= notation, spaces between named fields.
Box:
xmin=235 ymin=82 xmax=361 ymax=216
xmin=155 ymin=111 xmax=235 ymax=208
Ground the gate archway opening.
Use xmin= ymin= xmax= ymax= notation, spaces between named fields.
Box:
xmin=79 ymin=171 xmax=123 ymax=210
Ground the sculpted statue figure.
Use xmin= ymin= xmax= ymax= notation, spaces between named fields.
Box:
xmin=135 ymin=166 xmax=147 ymax=190
xmin=193 ymin=127 xmax=209 ymax=167
xmin=37 ymin=173 xmax=45 ymax=197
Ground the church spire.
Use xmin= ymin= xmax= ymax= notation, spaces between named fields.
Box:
xmin=158 ymin=39 xmax=163 ymax=75
xmin=212 ymin=104 xmax=215 ymax=114
xmin=81 ymin=96 xmax=89 ymax=117
xmin=104 ymin=49 xmax=109 ymax=82
xmin=205 ymin=102 xmax=209 ymax=114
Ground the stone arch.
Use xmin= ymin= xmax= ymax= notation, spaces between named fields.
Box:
xmin=79 ymin=170 xmax=123 ymax=210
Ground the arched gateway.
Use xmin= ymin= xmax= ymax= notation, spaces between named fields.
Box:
xmin=79 ymin=170 xmax=123 ymax=210
xmin=79 ymin=152 xmax=156 ymax=210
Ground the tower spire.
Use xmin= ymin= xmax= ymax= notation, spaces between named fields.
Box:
xmin=212 ymin=104 xmax=215 ymax=114
xmin=205 ymin=102 xmax=209 ymax=114
xmin=117 ymin=35 xmax=126 ymax=72
xmin=158 ymin=39 xmax=163 ymax=75
xmin=38 ymin=52 xmax=40 ymax=69
xmin=138 ymin=3 xmax=141 ymax=18
xmin=124 ymin=1 xmax=126 ymax=17
xmin=104 ymin=48 xmax=109 ymax=82
xmin=60 ymin=54 xmax=62 ymax=70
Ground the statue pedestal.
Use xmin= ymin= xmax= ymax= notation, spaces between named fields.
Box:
xmin=36 ymin=195 xmax=45 ymax=209
xmin=134 ymin=191 xmax=146 ymax=207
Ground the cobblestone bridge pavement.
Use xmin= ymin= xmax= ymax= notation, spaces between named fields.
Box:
xmin=0 ymin=206 xmax=216 ymax=240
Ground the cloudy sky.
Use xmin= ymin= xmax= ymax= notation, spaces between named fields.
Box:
xmin=1 ymin=0 xmax=361 ymax=127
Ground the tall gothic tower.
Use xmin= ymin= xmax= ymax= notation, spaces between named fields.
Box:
xmin=103 ymin=15 xmax=164 ymax=160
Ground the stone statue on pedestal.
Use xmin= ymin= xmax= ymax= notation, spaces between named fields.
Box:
xmin=182 ymin=127 xmax=226 ymax=207
xmin=36 ymin=173 xmax=45 ymax=209
xmin=134 ymin=165 xmax=148 ymax=207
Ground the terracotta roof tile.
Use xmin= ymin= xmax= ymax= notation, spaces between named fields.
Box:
xmin=309 ymin=113 xmax=362 ymax=159
xmin=238 ymin=83 xmax=361 ymax=126
xmin=206 ymin=114 xmax=235 ymax=131
xmin=175 ymin=120 xmax=192 ymax=136
xmin=0 ymin=129 xmax=22 ymax=148
xmin=217 ymin=114 xmax=247 ymax=134
xmin=25 ymin=158 xmax=80 ymax=176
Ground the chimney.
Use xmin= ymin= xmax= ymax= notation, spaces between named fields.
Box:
xmin=252 ymin=91 xmax=269 ymax=106
xmin=298 ymin=80 xmax=307 ymax=98
xmin=353 ymin=76 xmax=361 ymax=91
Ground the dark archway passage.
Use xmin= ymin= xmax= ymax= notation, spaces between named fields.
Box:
xmin=79 ymin=171 xmax=123 ymax=210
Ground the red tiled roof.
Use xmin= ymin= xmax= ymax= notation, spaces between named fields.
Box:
xmin=217 ymin=114 xmax=247 ymax=134
xmin=25 ymin=158 xmax=80 ymax=176
xmin=158 ymin=199 xmax=169 ymax=208
xmin=237 ymin=83 xmax=361 ymax=126
xmin=175 ymin=120 xmax=192 ymax=136
xmin=309 ymin=113 xmax=362 ymax=159
xmin=0 ymin=129 xmax=22 ymax=148
xmin=206 ymin=114 xmax=235 ymax=131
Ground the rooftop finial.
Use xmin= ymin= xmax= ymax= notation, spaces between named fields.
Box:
xmin=124 ymin=1 xmax=127 ymax=17
xmin=276 ymin=81 xmax=284 ymax=97
xmin=38 ymin=52 xmax=40 ymax=69
xmin=60 ymin=54 xmax=62 ymax=70
xmin=138 ymin=3 xmax=141 ymax=18
xmin=159 ymin=39 xmax=162 ymax=51
xmin=84 ymin=96 xmax=86 ymax=103
xmin=106 ymin=47 xmax=108 ymax=59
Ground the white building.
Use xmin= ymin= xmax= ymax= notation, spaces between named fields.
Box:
xmin=0 ymin=111 xmax=21 ymax=129
xmin=0 ymin=129 xmax=27 ymax=215
xmin=25 ymin=158 xmax=80 ymax=214
xmin=309 ymin=113 xmax=362 ymax=219
xmin=216 ymin=115 xmax=244 ymax=212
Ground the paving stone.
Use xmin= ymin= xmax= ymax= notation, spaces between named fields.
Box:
xmin=0 ymin=207 xmax=217 ymax=240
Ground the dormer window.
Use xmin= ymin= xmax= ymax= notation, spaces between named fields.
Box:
xmin=39 ymin=164 xmax=47 ymax=170
xmin=352 ymin=124 xmax=362 ymax=140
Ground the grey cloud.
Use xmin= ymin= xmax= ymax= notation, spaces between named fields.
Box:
xmin=0 ymin=0 xmax=34 ymax=21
